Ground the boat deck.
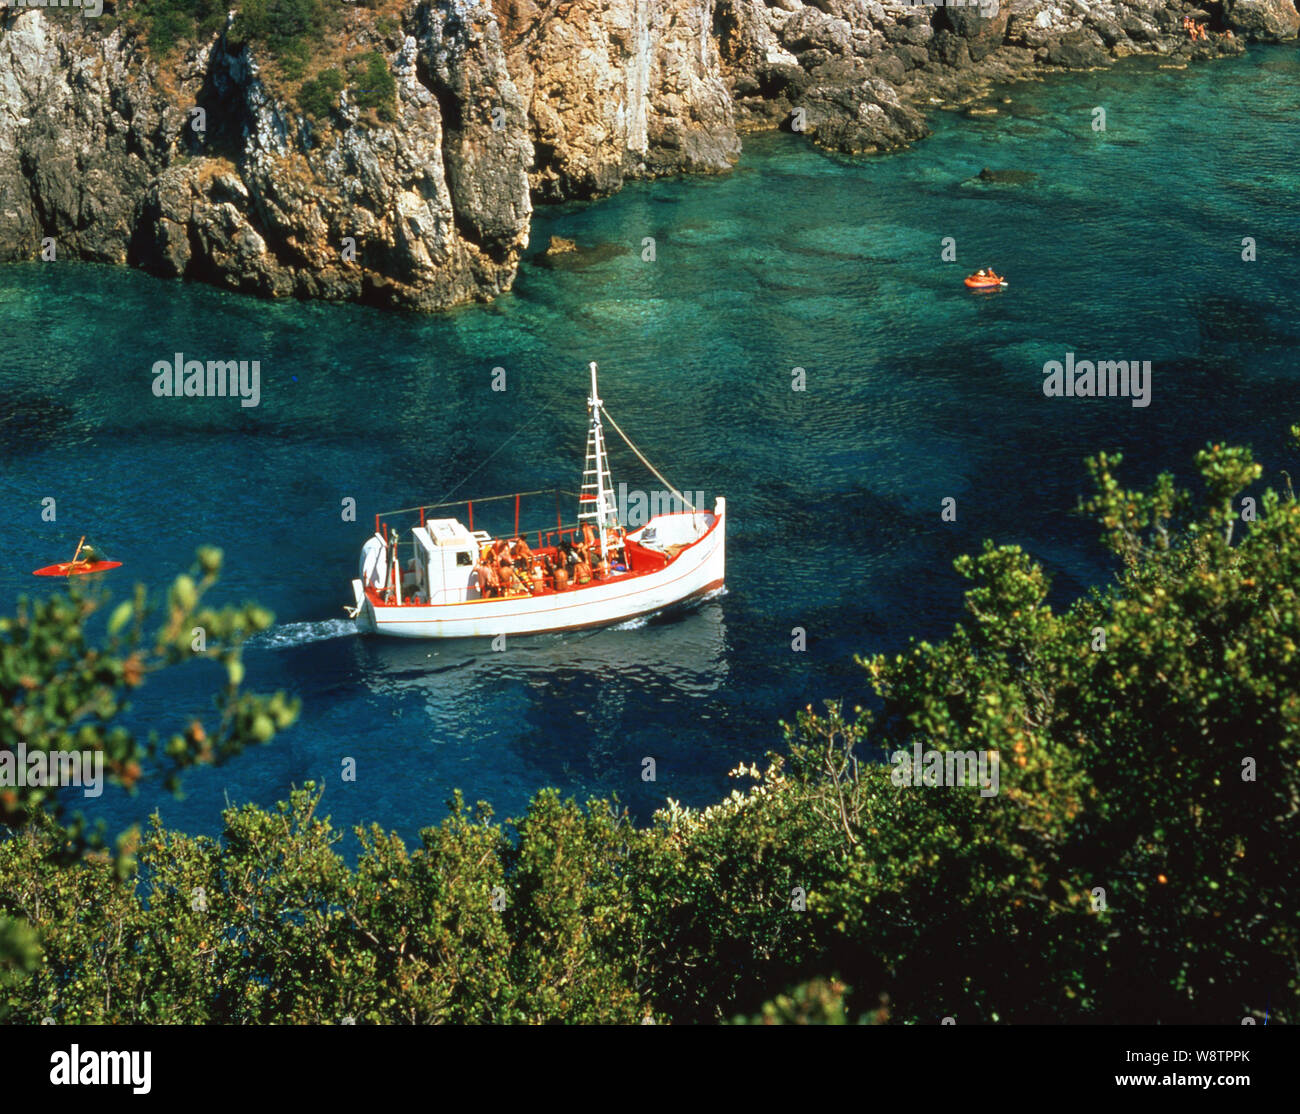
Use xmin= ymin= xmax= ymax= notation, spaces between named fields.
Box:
xmin=366 ymin=536 xmax=677 ymax=610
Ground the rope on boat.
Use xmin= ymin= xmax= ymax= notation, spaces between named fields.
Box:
xmin=601 ymin=405 xmax=697 ymax=513
xmin=429 ymin=401 xmax=555 ymax=508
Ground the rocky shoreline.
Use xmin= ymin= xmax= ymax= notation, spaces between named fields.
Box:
xmin=0 ymin=0 xmax=1296 ymax=310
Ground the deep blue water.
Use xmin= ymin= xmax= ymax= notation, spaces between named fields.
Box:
xmin=2 ymin=49 xmax=1298 ymax=844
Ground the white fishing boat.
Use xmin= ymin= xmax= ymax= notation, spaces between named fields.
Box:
xmin=346 ymin=363 xmax=725 ymax=639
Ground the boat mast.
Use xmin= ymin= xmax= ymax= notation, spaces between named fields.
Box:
xmin=583 ymin=361 xmax=614 ymax=567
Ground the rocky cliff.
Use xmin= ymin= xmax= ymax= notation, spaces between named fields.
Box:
xmin=0 ymin=0 xmax=1295 ymax=310
xmin=0 ymin=0 xmax=533 ymax=309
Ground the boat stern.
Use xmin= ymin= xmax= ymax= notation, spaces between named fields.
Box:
xmin=349 ymin=578 xmax=377 ymax=633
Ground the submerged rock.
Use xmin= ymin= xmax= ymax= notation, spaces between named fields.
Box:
xmin=976 ymin=167 xmax=1040 ymax=185
xmin=535 ymin=241 xmax=629 ymax=269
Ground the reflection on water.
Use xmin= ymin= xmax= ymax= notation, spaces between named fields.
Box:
xmin=358 ymin=595 xmax=730 ymax=727
xmin=343 ymin=597 xmax=733 ymax=825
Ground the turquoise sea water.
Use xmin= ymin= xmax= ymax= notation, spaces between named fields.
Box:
xmin=2 ymin=48 xmax=1298 ymax=843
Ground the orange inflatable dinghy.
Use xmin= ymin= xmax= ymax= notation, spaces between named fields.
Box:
xmin=965 ymin=271 xmax=1007 ymax=290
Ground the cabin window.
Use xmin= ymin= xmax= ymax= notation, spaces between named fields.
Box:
xmin=456 ymin=551 xmax=473 ymax=567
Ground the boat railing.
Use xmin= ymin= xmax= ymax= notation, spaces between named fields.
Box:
xmin=372 ymin=486 xmax=628 ymax=559
xmin=373 ymin=487 xmax=591 ymax=545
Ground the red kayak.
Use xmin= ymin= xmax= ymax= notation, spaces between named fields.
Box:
xmin=33 ymin=559 xmax=122 ymax=577
xmin=32 ymin=535 xmax=121 ymax=576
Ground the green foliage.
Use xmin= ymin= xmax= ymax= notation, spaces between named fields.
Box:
xmin=230 ymin=0 xmax=327 ymax=51
xmin=227 ymin=0 xmax=331 ymax=77
xmin=0 ymin=546 xmax=299 ymax=1007
xmin=0 ymin=787 xmax=644 ymax=1023
xmin=2 ymin=441 xmax=1297 ymax=1024
xmin=502 ymin=790 xmax=644 ymax=1022
xmin=731 ymin=977 xmax=889 ymax=1025
xmin=350 ymin=52 xmax=397 ymax=122
xmin=824 ymin=441 xmax=1298 ymax=1022
xmin=131 ymin=0 xmax=228 ymax=54
xmin=633 ymin=752 xmax=843 ymax=1022
xmin=298 ymin=68 xmax=344 ymax=120
xmin=0 ymin=913 xmax=41 ymax=1022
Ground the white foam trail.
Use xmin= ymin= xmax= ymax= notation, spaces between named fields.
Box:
xmin=250 ymin=618 xmax=358 ymax=650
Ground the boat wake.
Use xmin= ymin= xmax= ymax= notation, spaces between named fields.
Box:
xmin=249 ymin=618 xmax=358 ymax=650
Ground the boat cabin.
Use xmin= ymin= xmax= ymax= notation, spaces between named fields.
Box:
xmin=411 ymin=518 xmax=481 ymax=604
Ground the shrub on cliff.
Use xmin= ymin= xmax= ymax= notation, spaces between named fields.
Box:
xmin=228 ymin=0 xmax=331 ymax=78
xmin=350 ymin=52 xmax=398 ymax=122
xmin=299 ymin=68 xmax=344 ymax=120
xmin=231 ymin=0 xmax=327 ymax=50
xmin=131 ymin=0 xmax=228 ymax=53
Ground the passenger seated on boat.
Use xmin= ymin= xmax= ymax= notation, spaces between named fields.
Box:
xmin=480 ymin=552 xmax=502 ymax=598
xmin=571 ymin=546 xmax=593 ymax=586
xmin=547 ymin=550 xmax=569 ymax=591
xmin=605 ymin=525 xmax=626 ymax=567
xmin=530 ymin=558 xmax=546 ymax=594
xmin=559 ymin=539 xmax=590 ymax=586
xmin=511 ymin=536 xmax=535 ymax=565
xmin=491 ymin=539 xmax=524 ymax=592
xmin=495 ymin=555 xmax=519 ymax=594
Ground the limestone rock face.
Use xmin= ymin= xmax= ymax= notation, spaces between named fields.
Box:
xmin=1223 ymin=0 xmax=1300 ymax=39
xmin=0 ymin=3 xmax=532 ymax=310
xmin=0 ymin=0 xmax=1273 ymax=309
xmin=496 ymin=0 xmax=741 ymax=200
xmin=0 ymin=13 xmax=160 ymax=264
